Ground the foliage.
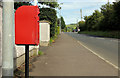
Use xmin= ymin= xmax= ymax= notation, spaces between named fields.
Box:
xmin=14 ymin=1 xmax=59 ymax=10
xmin=66 ymin=24 xmax=77 ymax=32
xmin=39 ymin=8 xmax=57 ymax=37
xmin=78 ymin=2 xmax=120 ymax=38
xmin=84 ymin=10 xmax=103 ymax=31
xmin=38 ymin=2 xmax=59 ymax=8
xmin=78 ymin=21 xmax=85 ymax=31
xmin=100 ymin=3 xmax=114 ymax=31
xmin=49 ymin=38 xmax=53 ymax=44
xmin=112 ymin=1 xmax=120 ymax=31
xmin=49 ymin=36 xmax=57 ymax=44
xmin=57 ymin=16 xmax=66 ymax=32
xmin=56 ymin=26 xmax=60 ymax=35
xmin=78 ymin=31 xmax=120 ymax=39
xmin=61 ymin=16 xmax=66 ymax=29
xmin=38 ymin=51 xmax=44 ymax=55
xmin=80 ymin=2 xmax=120 ymax=31
xmin=14 ymin=2 xmax=31 ymax=10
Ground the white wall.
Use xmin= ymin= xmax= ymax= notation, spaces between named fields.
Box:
xmin=14 ymin=45 xmax=37 ymax=58
xmin=40 ymin=22 xmax=50 ymax=42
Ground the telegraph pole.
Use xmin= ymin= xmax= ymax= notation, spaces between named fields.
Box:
xmin=80 ymin=9 xmax=82 ymax=21
xmin=59 ymin=3 xmax=63 ymax=34
xmin=59 ymin=8 xmax=62 ymax=34
xmin=2 ymin=0 xmax=14 ymax=77
xmin=116 ymin=0 xmax=119 ymax=2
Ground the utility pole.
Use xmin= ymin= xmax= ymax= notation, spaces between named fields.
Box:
xmin=76 ymin=18 xmax=79 ymax=32
xmin=80 ymin=9 xmax=82 ymax=21
xmin=59 ymin=3 xmax=63 ymax=34
xmin=59 ymin=8 xmax=61 ymax=34
xmin=108 ymin=0 xmax=110 ymax=5
xmin=2 ymin=0 xmax=14 ymax=77
xmin=116 ymin=0 xmax=119 ymax=2
xmin=76 ymin=19 xmax=78 ymax=27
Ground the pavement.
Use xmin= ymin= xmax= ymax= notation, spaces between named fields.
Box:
xmin=30 ymin=33 xmax=118 ymax=76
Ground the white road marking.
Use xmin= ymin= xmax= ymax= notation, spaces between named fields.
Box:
xmin=110 ymin=40 xmax=118 ymax=42
xmin=77 ymin=41 xmax=119 ymax=69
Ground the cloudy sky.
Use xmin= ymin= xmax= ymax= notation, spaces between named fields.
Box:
xmin=57 ymin=0 xmax=116 ymax=25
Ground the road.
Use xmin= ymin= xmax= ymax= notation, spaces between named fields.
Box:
xmin=65 ymin=32 xmax=118 ymax=67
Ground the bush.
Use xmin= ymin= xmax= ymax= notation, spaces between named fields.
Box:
xmin=38 ymin=51 xmax=44 ymax=55
xmin=78 ymin=21 xmax=85 ymax=31
xmin=39 ymin=8 xmax=57 ymax=37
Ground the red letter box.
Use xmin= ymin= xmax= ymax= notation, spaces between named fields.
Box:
xmin=15 ymin=6 xmax=40 ymax=45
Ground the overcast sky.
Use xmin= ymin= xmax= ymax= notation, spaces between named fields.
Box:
xmin=57 ymin=0 xmax=116 ymax=25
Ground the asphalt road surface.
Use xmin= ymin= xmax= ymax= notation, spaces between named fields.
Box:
xmin=65 ymin=32 xmax=118 ymax=67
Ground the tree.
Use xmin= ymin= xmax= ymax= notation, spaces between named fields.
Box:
xmin=39 ymin=8 xmax=57 ymax=37
xmin=84 ymin=10 xmax=103 ymax=31
xmin=100 ymin=3 xmax=114 ymax=31
xmin=78 ymin=21 xmax=85 ymax=31
xmin=61 ymin=16 xmax=66 ymax=29
xmin=112 ymin=1 xmax=120 ymax=30
xmin=14 ymin=2 xmax=59 ymax=10
xmin=83 ymin=2 xmax=120 ymax=32
xmin=14 ymin=2 xmax=31 ymax=10
xmin=38 ymin=2 xmax=59 ymax=8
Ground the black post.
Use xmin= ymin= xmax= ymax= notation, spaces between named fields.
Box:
xmin=25 ymin=45 xmax=29 ymax=77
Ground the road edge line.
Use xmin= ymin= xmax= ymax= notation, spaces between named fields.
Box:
xmin=77 ymin=40 xmax=118 ymax=69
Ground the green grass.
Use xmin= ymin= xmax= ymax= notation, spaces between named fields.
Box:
xmin=49 ymin=36 xmax=56 ymax=44
xmin=66 ymin=24 xmax=77 ymax=32
xmin=50 ymin=38 xmax=53 ymax=44
xmin=66 ymin=24 xmax=77 ymax=28
xmin=38 ymin=51 xmax=44 ymax=55
xmin=78 ymin=31 xmax=120 ymax=39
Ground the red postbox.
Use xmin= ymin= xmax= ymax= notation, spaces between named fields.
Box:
xmin=15 ymin=6 xmax=40 ymax=45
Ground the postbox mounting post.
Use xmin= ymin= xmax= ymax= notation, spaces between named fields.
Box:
xmin=25 ymin=45 xmax=29 ymax=77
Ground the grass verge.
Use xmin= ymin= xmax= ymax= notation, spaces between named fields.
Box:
xmin=38 ymin=51 xmax=44 ymax=56
xmin=49 ymin=35 xmax=58 ymax=44
xmin=78 ymin=31 xmax=120 ymax=39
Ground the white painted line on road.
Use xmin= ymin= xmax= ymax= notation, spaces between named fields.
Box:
xmin=110 ymin=40 xmax=118 ymax=42
xmin=77 ymin=41 xmax=119 ymax=69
